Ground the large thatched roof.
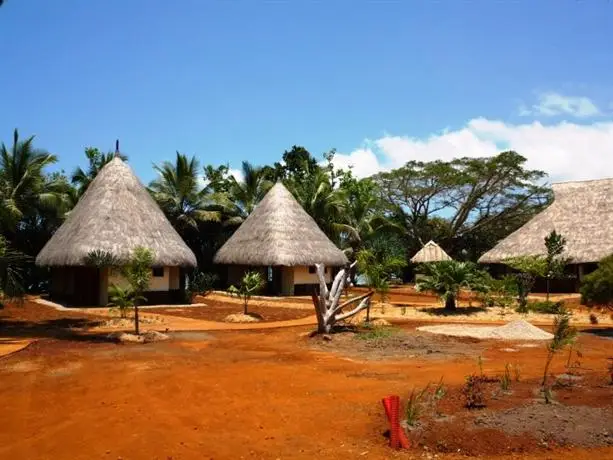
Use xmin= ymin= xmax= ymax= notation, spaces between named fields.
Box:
xmin=214 ymin=183 xmax=348 ymax=267
xmin=36 ymin=157 xmax=196 ymax=267
xmin=411 ymin=241 xmax=452 ymax=263
xmin=479 ymin=178 xmax=613 ymax=264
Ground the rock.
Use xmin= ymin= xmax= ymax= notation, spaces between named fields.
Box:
xmin=107 ymin=330 xmax=169 ymax=344
xmin=142 ymin=330 xmax=170 ymax=343
xmin=224 ymin=313 xmax=262 ymax=323
xmin=322 ymin=334 xmax=332 ymax=341
xmin=107 ymin=332 xmax=144 ymax=344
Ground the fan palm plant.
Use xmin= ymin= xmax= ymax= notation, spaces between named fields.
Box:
xmin=0 ymin=235 xmax=28 ymax=301
xmin=415 ymin=260 xmax=490 ymax=311
xmin=150 ymin=152 xmax=221 ymax=231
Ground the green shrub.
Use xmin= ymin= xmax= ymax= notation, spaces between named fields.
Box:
xmin=580 ymin=255 xmax=613 ymax=307
xmin=523 ymin=300 xmax=566 ymax=314
xmin=188 ymin=270 xmax=218 ymax=296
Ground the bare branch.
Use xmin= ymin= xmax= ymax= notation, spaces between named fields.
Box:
xmin=335 ymin=293 xmax=373 ymax=321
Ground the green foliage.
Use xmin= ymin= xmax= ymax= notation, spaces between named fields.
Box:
xmin=85 ymin=250 xmax=122 ymax=268
xmin=121 ymin=247 xmax=154 ymax=296
xmin=374 ymin=151 xmax=550 ymax=260
xmin=462 ymin=375 xmax=486 ymax=408
xmin=0 ymin=235 xmax=28 ymax=300
xmin=356 ymin=247 xmax=406 ymax=304
xmin=524 ymin=300 xmax=566 ymax=314
xmin=580 ymin=254 xmax=613 ymax=308
xmin=542 ymin=313 xmax=577 ymax=402
xmin=107 ymin=284 xmax=142 ymax=319
xmin=415 ymin=261 xmax=491 ymax=310
xmin=227 ymin=271 xmax=264 ymax=315
xmin=500 ymin=364 xmax=511 ymax=391
xmin=355 ymin=325 xmax=396 ymax=341
xmin=504 ymin=255 xmax=548 ymax=309
xmin=188 ymin=270 xmax=218 ymax=296
xmin=149 ymin=152 xmax=221 ymax=231
xmin=478 ymin=274 xmax=517 ymax=310
xmin=72 ymin=147 xmax=127 ymax=196
xmin=405 ymin=385 xmax=430 ymax=427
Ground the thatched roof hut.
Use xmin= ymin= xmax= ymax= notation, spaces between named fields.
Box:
xmin=214 ymin=182 xmax=347 ymax=267
xmin=479 ymin=178 xmax=613 ymax=264
xmin=36 ymin=157 xmax=196 ymax=267
xmin=410 ymin=241 xmax=452 ymax=263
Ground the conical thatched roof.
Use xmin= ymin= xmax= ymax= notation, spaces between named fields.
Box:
xmin=410 ymin=240 xmax=452 ymax=263
xmin=36 ymin=157 xmax=196 ymax=267
xmin=479 ymin=178 xmax=613 ymax=264
xmin=214 ymin=183 xmax=348 ymax=267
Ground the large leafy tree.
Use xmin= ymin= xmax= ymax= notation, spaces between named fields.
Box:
xmin=71 ymin=147 xmax=127 ymax=196
xmin=375 ymin=151 xmax=551 ymax=260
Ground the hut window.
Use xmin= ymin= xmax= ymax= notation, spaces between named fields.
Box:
xmin=309 ymin=266 xmax=316 ymax=274
xmin=152 ymin=267 xmax=164 ymax=277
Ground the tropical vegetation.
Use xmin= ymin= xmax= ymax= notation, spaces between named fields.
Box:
xmin=0 ymin=128 xmax=568 ymax=300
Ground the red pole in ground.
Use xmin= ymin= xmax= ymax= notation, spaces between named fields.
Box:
xmin=382 ymin=395 xmax=410 ymax=449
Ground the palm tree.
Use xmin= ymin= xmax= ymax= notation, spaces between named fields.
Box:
xmin=72 ymin=147 xmax=127 ymax=196
xmin=225 ymin=161 xmax=273 ymax=220
xmin=415 ymin=260 xmax=490 ymax=311
xmin=286 ymin=166 xmax=347 ymax=241
xmin=0 ymin=129 xmax=68 ymax=233
xmin=149 ymin=152 xmax=220 ymax=231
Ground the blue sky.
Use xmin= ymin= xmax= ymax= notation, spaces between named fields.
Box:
xmin=1 ymin=1 xmax=612 ymax=183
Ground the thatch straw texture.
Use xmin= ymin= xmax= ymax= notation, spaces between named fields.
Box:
xmin=214 ymin=183 xmax=348 ymax=266
xmin=36 ymin=157 xmax=196 ymax=267
xmin=410 ymin=240 xmax=452 ymax=263
xmin=479 ymin=178 xmax=613 ymax=264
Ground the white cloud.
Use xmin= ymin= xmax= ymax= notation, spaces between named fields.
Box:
xmin=228 ymin=168 xmax=244 ymax=183
xmin=332 ymin=118 xmax=613 ymax=182
xmin=520 ymin=92 xmax=601 ymax=118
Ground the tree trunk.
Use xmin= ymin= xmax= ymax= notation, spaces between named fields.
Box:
xmin=444 ymin=295 xmax=456 ymax=311
xmin=311 ymin=263 xmax=373 ymax=334
xmin=244 ymin=296 xmax=248 ymax=315
xmin=134 ymin=303 xmax=140 ymax=335
xmin=546 ymin=277 xmax=550 ymax=302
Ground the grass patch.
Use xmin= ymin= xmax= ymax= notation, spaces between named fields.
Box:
xmin=519 ymin=300 xmax=567 ymax=314
xmin=355 ymin=325 xmax=397 ymax=341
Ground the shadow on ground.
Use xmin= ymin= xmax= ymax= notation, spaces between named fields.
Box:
xmin=418 ymin=306 xmax=488 ymax=317
xmin=0 ymin=318 xmax=113 ymax=342
xmin=582 ymin=328 xmax=613 ymax=339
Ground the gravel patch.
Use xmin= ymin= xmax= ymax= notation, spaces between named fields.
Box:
xmin=417 ymin=320 xmax=553 ymax=341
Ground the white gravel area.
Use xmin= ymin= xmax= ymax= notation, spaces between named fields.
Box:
xmin=417 ymin=320 xmax=553 ymax=341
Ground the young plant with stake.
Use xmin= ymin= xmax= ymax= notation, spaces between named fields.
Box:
xmin=405 ymin=384 xmax=430 ymax=427
xmin=107 ymin=284 xmax=144 ymax=319
xmin=542 ymin=313 xmax=577 ymax=403
xmin=500 ymin=364 xmax=512 ymax=391
xmin=228 ymin=271 xmax=264 ymax=315
xmin=121 ymin=247 xmax=154 ymax=335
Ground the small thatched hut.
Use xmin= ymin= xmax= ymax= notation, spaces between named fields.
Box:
xmin=36 ymin=156 xmax=197 ymax=306
xmin=478 ymin=178 xmax=613 ymax=289
xmin=214 ymin=182 xmax=348 ymax=295
xmin=410 ymin=241 xmax=452 ymax=264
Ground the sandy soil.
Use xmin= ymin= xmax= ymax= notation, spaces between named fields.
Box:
xmin=0 ymin=300 xmax=612 ymax=459
xmin=155 ymin=299 xmax=313 ymax=322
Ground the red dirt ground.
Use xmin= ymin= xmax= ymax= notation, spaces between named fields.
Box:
xmin=0 ymin=300 xmax=612 ymax=459
xmin=155 ymin=299 xmax=313 ymax=322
